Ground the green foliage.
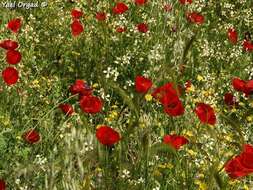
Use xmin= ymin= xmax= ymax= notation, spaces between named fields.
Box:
xmin=0 ymin=0 xmax=253 ymax=189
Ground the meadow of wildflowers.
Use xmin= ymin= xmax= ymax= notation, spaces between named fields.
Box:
xmin=0 ymin=0 xmax=253 ymax=189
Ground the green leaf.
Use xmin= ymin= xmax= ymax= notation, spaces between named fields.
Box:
xmin=0 ymin=135 xmax=7 ymax=152
xmin=214 ymin=172 xmax=225 ymax=190
xmin=106 ymin=80 xmax=139 ymax=118
xmin=220 ymin=113 xmax=245 ymax=147
xmin=150 ymin=143 xmax=177 ymax=156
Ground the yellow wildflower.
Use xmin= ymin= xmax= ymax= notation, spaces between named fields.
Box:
xmin=145 ymin=94 xmax=153 ymax=101
xmin=195 ymin=180 xmax=207 ymax=190
xmin=165 ymin=163 xmax=174 ymax=169
xmin=224 ymin=135 xmax=232 ymax=142
xmin=198 ymin=174 xmax=204 ymax=179
xmin=105 ymin=111 xmax=119 ymax=122
xmin=1 ymin=115 xmax=10 ymax=126
xmin=187 ymin=149 xmax=197 ymax=157
xmin=139 ymin=123 xmax=146 ymax=128
xmin=158 ymin=163 xmax=173 ymax=169
xmin=228 ymin=179 xmax=239 ymax=185
xmin=231 ymin=108 xmax=237 ymax=112
xmin=203 ymin=90 xmax=209 ymax=97
xmin=112 ymin=104 xmax=118 ymax=109
xmin=158 ymin=164 xmax=166 ymax=169
xmin=153 ymin=169 xmax=162 ymax=177
xmin=31 ymin=79 xmax=40 ymax=88
xmin=183 ymin=130 xmax=194 ymax=137
xmin=193 ymin=98 xmax=201 ymax=103
xmin=92 ymin=83 xmax=99 ymax=88
xmin=95 ymin=167 xmax=102 ymax=172
xmin=32 ymin=79 xmax=39 ymax=85
xmin=224 ymin=151 xmax=234 ymax=158
xmin=110 ymin=111 xmax=118 ymax=118
xmin=105 ymin=117 xmax=112 ymax=122
xmin=186 ymin=85 xmax=195 ymax=93
xmin=197 ymin=75 xmax=204 ymax=81
xmin=246 ymin=115 xmax=253 ymax=122
xmin=72 ymin=51 xmax=80 ymax=56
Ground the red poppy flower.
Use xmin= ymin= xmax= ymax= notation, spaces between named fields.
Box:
xmin=152 ymin=83 xmax=180 ymax=106
xmin=135 ymin=0 xmax=147 ymax=6
xmin=7 ymin=18 xmax=22 ymax=33
xmin=179 ymin=0 xmax=192 ymax=4
xmin=243 ymin=40 xmax=253 ymax=52
xmin=224 ymin=92 xmax=237 ymax=107
xmin=135 ymin=75 xmax=152 ymax=93
xmin=164 ymin=97 xmax=184 ymax=117
xmin=96 ymin=126 xmax=120 ymax=146
xmin=194 ymin=103 xmax=216 ymax=125
xmin=164 ymin=4 xmax=172 ymax=12
xmin=96 ymin=12 xmax=107 ymax=21
xmin=163 ymin=134 xmax=189 ymax=150
xmin=71 ymin=9 xmax=83 ymax=19
xmin=59 ymin=103 xmax=74 ymax=116
xmin=69 ymin=79 xmax=93 ymax=96
xmin=71 ymin=20 xmax=84 ymax=37
xmin=112 ymin=2 xmax=128 ymax=14
xmin=225 ymin=144 xmax=253 ymax=179
xmin=243 ymin=144 xmax=253 ymax=154
xmin=228 ymin=28 xmax=238 ymax=44
xmin=79 ymin=95 xmax=103 ymax=114
xmin=6 ymin=50 xmax=22 ymax=65
xmin=245 ymin=80 xmax=253 ymax=95
xmin=137 ymin=23 xmax=148 ymax=33
xmin=0 ymin=179 xmax=6 ymax=190
xmin=232 ymin=77 xmax=246 ymax=92
xmin=225 ymin=155 xmax=250 ymax=179
xmin=186 ymin=12 xmax=204 ymax=24
xmin=240 ymin=144 xmax=253 ymax=170
xmin=116 ymin=26 xmax=126 ymax=33
xmin=0 ymin=40 xmax=18 ymax=50
xmin=23 ymin=129 xmax=40 ymax=144
xmin=2 ymin=67 xmax=19 ymax=85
